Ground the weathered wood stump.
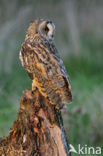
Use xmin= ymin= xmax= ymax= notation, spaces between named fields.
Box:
xmin=0 ymin=89 xmax=70 ymax=156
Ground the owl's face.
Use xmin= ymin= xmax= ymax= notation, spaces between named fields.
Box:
xmin=38 ymin=20 xmax=55 ymax=42
xmin=26 ymin=19 xmax=55 ymax=42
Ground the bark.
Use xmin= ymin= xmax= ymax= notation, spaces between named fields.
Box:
xmin=0 ymin=88 xmax=70 ymax=156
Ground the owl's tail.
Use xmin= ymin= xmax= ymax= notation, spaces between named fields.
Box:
xmin=32 ymin=76 xmax=72 ymax=110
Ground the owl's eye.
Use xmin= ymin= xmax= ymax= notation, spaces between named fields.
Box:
xmin=45 ymin=26 xmax=49 ymax=32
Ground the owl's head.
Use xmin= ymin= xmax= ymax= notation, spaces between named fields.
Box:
xmin=26 ymin=19 xmax=55 ymax=42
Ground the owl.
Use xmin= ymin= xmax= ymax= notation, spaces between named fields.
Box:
xmin=19 ymin=19 xmax=72 ymax=109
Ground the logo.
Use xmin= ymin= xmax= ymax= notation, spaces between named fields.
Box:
xmin=69 ymin=144 xmax=101 ymax=155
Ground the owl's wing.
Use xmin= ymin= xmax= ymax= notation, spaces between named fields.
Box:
xmin=45 ymin=42 xmax=71 ymax=83
xmin=45 ymin=42 xmax=72 ymax=102
xmin=20 ymin=41 xmax=72 ymax=106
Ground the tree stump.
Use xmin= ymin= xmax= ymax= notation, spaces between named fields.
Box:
xmin=0 ymin=88 xmax=70 ymax=156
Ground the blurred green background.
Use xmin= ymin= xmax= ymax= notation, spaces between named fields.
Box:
xmin=0 ymin=0 xmax=103 ymax=155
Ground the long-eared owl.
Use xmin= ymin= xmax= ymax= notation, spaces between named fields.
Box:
xmin=19 ymin=19 xmax=72 ymax=109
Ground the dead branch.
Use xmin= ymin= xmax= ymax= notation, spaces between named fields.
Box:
xmin=0 ymin=89 xmax=70 ymax=156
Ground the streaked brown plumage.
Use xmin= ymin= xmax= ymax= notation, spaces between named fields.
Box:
xmin=20 ymin=19 xmax=72 ymax=109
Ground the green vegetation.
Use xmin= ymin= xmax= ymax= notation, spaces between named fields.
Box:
xmin=65 ymin=37 xmax=103 ymax=147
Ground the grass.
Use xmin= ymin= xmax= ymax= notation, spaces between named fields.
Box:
xmin=62 ymin=36 xmax=103 ymax=149
xmin=0 ymin=63 xmax=31 ymax=136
